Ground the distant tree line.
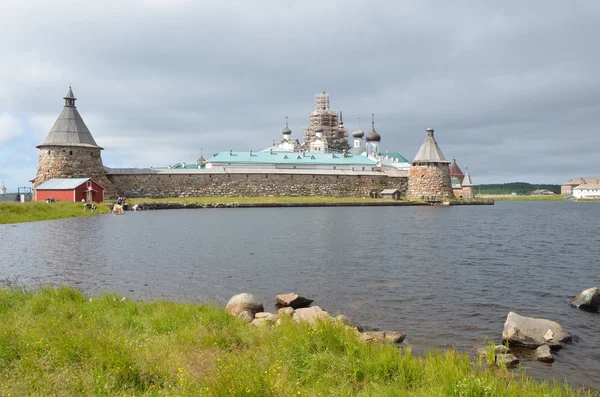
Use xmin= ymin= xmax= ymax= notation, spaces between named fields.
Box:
xmin=474 ymin=182 xmax=561 ymax=195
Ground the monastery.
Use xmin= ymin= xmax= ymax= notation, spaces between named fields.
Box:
xmin=32 ymin=88 xmax=475 ymax=201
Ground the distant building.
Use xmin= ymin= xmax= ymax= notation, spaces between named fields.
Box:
xmin=573 ymin=180 xmax=600 ymax=199
xmin=301 ymin=92 xmax=349 ymax=153
xmin=531 ymin=189 xmax=555 ymax=196
xmin=35 ymin=178 xmax=104 ymax=203
xmin=206 ymin=151 xmax=379 ymax=171
xmin=561 ymin=178 xmax=598 ymax=195
xmin=452 ymin=168 xmax=475 ymax=198
xmin=380 ymin=188 xmax=401 ymax=200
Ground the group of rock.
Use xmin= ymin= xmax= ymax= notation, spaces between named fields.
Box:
xmin=225 ymin=292 xmax=405 ymax=344
xmin=477 ymin=287 xmax=599 ymax=368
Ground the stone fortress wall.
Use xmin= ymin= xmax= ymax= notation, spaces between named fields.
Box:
xmin=107 ymin=172 xmax=408 ymax=198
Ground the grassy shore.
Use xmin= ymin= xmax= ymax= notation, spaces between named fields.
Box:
xmin=479 ymin=194 xmax=568 ymax=201
xmin=125 ymin=196 xmax=401 ymax=205
xmin=0 ymin=201 xmax=110 ymax=224
xmin=0 ymin=287 xmax=595 ymax=396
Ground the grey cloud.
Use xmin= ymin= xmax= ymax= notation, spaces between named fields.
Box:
xmin=1 ymin=0 xmax=599 ymax=186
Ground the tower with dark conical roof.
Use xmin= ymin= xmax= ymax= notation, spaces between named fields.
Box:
xmin=33 ymin=87 xmax=112 ymax=196
xmin=449 ymin=158 xmax=465 ymax=184
xmin=406 ymin=128 xmax=454 ymax=199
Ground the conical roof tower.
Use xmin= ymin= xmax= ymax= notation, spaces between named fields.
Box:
xmin=37 ymin=87 xmax=103 ymax=149
xmin=33 ymin=87 xmax=112 ymax=197
xmin=406 ymin=128 xmax=454 ymax=199
xmin=462 ymin=168 xmax=473 ymax=186
xmin=449 ymin=158 xmax=465 ymax=183
xmin=412 ymin=128 xmax=448 ymax=164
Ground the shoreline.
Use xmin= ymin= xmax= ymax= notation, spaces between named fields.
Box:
xmin=0 ymin=285 xmax=595 ymax=396
xmin=1 ymin=197 xmax=494 ymax=224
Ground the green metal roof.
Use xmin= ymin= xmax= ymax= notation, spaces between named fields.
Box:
xmin=209 ymin=151 xmax=377 ymax=166
xmin=379 ymin=152 xmax=409 ymax=163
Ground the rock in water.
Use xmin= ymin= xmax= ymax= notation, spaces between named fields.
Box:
xmin=275 ymin=293 xmax=314 ymax=309
xmin=502 ymin=312 xmax=571 ymax=348
xmin=533 ymin=345 xmax=554 ymax=362
xmin=226 ymin=293 xmax=264 ymax=316
xmin=570 ymin=288 xmax=600 ymax=312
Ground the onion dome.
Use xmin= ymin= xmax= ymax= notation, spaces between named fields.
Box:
xmin=365 ymin=113 xmax=381 ymax=142
xmin=315 ymin=125 xmax=324 ymax=133
xmin=282 ymin=116 xmax=292 ymax=135
xmin=352 ymin=119 xmax=364 ymax=138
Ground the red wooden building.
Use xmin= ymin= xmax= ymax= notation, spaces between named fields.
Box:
xmin=35 ymin=178 xmax=104 ymax=203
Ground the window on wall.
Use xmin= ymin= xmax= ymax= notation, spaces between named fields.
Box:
xmin=70 ymin=151 xmax=73 ymax=155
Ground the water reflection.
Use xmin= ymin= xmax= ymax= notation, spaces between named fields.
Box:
xmin=1 ymin=201 xmax=599 ymax=390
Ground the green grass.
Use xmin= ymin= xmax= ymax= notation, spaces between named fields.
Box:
xmin=125 ymin=196 xmax=401 ymax=205
xmin=0 ymin=201 xmax=110 ymax=224
xmin=0 ymin=286 xmax=595 ymax=396
xmin=479 ymin=194 xmax=569 ymax=201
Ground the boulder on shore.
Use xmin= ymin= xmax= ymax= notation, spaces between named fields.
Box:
xmin=570 ymin=288 xmax=600 ymax=313
xmin=502 ymin=312 xmax=571 ymax=348
xmin=360 ymin=331 xmax=405 ymax=344
xmin=226 ymin=293 xmax=264 ymax=317
xmin=292 ymin=306 xmax=330 ymax=325
xmin=275 ymin=293 xmax=314 ymax=309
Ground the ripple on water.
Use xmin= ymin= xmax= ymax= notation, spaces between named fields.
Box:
xmin=1 ymin=202 xmax=600 ymax=389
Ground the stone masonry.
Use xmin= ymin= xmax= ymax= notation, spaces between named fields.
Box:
xmin=107 ymin=172 xmax=407 ymax=199
xmin=406 ymin=164 xmax=453 ymax=199
xmin=34 ymin=146 xmax=113 ymax=196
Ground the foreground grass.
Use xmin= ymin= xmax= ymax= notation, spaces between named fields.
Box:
xmin=0 ymin=201 xmax=110 ymax=224
xmin=0 ymin=287 xmax=595 ymax=396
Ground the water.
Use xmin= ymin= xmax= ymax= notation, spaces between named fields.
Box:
xmin=2 ymin=201 xmax=599 ymax=389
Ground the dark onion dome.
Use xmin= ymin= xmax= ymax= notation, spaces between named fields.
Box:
xmin=365 ymin=113 xmax=381 ymax=142
xmin=282 ymin=116 xmax=292 ymax=135
xmin=315 ymin=125 xmax=324 ymax=133
xmin=352 ymin=125 xmax=364 ymax=138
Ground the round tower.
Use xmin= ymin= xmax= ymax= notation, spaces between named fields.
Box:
xmin=406 ymin=128 xmax=453 ymax=200
xmin=33 ymin=87 xmax=112 ymax=196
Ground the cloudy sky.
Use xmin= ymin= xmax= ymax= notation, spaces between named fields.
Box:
xmin=1 ymin=0 xmax=599 ymax=190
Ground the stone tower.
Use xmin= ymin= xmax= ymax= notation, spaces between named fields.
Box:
xmin=33 ymin=87 xmax=112 ymax=196
xmin=406 ymin=128 xmax=454 ymax=199
xmin=302 ymin=92 xmax=350 ymax=153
